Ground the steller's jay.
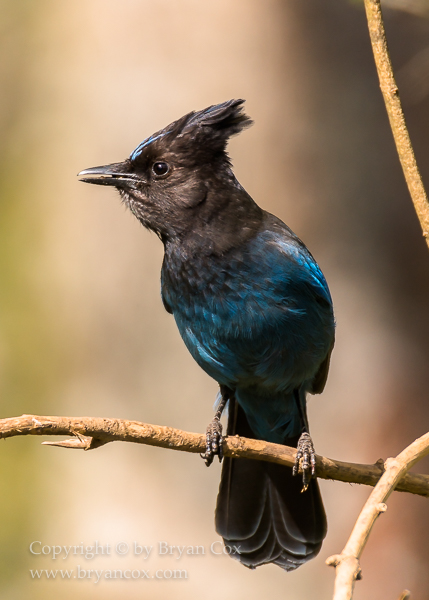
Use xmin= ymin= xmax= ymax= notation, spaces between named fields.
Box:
xmin=79 ymin=100 xmax=335 ymax=571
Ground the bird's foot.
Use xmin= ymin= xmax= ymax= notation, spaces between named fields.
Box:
xmin=292 ymin=432 xmax=316 ymax=492
xmin=201 ymin=418 xmax=223 ymax=467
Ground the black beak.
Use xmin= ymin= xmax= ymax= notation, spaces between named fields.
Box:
xmin=78 ymin=162 xmax=143 ymax=188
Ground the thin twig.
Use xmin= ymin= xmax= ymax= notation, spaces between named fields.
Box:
xmin=364 ymin=0 xmax=429 ymax=247
xmin=327 ymin=432 xmax=429 ymax=600
xmin=329 ymin=4 xmax=429 ymax=597
xmin=0 ymin=414 xmax=428 ymax=497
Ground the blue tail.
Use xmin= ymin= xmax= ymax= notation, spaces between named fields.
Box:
xmin=215 ymin=396 xmax=326 ymax=570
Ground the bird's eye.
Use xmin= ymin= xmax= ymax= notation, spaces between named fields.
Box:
xmin=152 ymin=162 xmax=170 ymax=177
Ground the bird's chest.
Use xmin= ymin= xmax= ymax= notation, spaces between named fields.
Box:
xmin=161 ymin=248 xmax=270 ymax=327
xmin=161 ymin=248 xmax=277 ymax=385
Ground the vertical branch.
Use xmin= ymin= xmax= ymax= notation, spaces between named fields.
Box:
xmin=364 ymin=0 xmax=429 ymax=248
xmin=327 ymin=431 xmax=429 ymax=600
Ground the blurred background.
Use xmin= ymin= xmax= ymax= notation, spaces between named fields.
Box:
xmin=1 ymin=0 xmax=429 ymax=598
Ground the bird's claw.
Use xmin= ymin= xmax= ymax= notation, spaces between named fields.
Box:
xmin=201 ymin=418 xmax=223 ymax=466
xmin=292 ymin=432 xmax=316 ymax=491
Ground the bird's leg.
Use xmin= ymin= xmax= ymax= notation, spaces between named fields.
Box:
xmin=201 ymin=385 xmax=231 ymax=467
xmin=292 ymin=389 xmax=316 ymax=491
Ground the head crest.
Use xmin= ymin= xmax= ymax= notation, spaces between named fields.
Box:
xmin=183 ymin=99 xmax=252 ymax=133
xmin=130 ymin=100 xmax=252 ymax=161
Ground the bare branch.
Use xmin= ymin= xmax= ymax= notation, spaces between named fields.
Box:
xmin=364 ymin=0 xmax=429 ymax=248
xmin=1 ymin=414 xmax=429 ymax=497
xmin=327 ymin=432 xmax=429 ymax=600
xmin=326 ymin=4 xmax=429 ymax=597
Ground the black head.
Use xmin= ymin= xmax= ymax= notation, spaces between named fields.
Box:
xmin=78 ymin=99 xmax=253 ymax=242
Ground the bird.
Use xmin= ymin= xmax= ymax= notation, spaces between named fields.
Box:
xmin=78 ymin=99 xmax=335 ymax=571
